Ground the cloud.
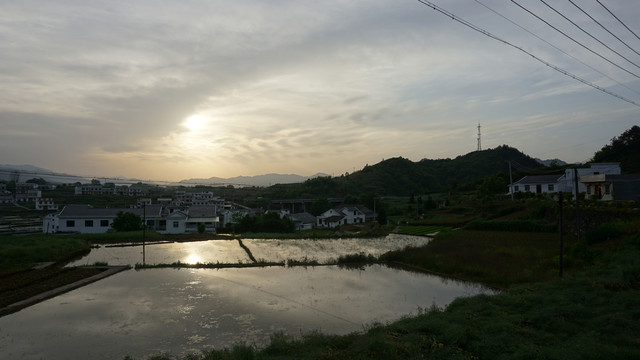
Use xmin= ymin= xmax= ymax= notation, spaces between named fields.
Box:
xmin=1 ymin=0 xmax=639 ymax=179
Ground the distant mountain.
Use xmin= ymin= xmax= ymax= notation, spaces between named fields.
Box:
xmin=535 ymin=158 xmax=568 ymax=167
xmin=0 ymin=164 xmax=89 ymax=184
xmin=179 ymin=173 xmax=330 ymax=187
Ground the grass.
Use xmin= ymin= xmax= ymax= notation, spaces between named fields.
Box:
xmin=381 ymin=229 xmax=578 ymax=288
xmin=0 ymin=234 xmax=91 ymax=274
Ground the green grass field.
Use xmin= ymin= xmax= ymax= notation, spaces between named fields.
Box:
xmin=383 ymin=229 xmax=579 ymax=288
xmin=0 ymin=235 xmax=90 ymax=274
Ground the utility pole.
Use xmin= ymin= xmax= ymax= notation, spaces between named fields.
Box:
xmin=573 ymin=168 xmax=581 ymax=243
xmin=508 ymin=161 xmax=514 ymax=201
xmin=142 ymin=202 xmax=146 ymax=265
xmin=477 ymin=123 xmax=482 ymax=151
xmin=558 ymin=192 xmax=564 ymax=278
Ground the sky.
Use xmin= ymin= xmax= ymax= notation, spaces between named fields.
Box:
xmin=1 ymin=0 xmax=639 ymax=182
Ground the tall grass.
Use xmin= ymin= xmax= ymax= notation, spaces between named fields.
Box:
xmin=0 ymin=234 xmax=90 ymax=273
xmin=381 ymin=230 xmax=575 ymax=288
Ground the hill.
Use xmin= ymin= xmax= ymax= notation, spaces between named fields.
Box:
xmin=591 ymin=125 xmax=640 ymax=173
xmin=271 ymin=145 xmax=542 ymax=198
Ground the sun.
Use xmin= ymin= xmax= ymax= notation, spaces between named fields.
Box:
xmin=183 ymin=114 xmax=207 ymax=131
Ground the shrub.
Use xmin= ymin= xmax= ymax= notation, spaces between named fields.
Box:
xmin=584 ymin=222 xmax=622 ymax=245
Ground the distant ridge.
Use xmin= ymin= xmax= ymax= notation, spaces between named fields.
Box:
xmin=179 ymin=173 xmax=330 ymax=187
xmin=535 ymin=158 xmax=568 ymax=167
xmin=0 ymin=164 xmax=90 ymax=184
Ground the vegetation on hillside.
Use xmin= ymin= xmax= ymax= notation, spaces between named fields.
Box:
xmin=591 ymin=125 xmax=640 ymax=173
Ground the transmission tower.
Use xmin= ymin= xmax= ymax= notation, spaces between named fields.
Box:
xmin=477 ymin=123 xmax=482 ymax=151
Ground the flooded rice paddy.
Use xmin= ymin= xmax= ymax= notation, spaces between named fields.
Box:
xmin=0 ymin=235 xmax=495 ymax=360
xmin=67 ymin=234 xmax=433 ymax=266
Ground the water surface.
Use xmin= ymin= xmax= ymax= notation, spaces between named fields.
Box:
xmin=67 ymin=234 xmax=431 ymax=266
xmin=0 ymin=265 xmax=492 ymax=360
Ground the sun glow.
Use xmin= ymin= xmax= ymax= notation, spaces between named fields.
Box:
xmin=183 ymin=114 xmax=207 ymax=131
xmin=184 ymin=254 xmax=202 ymax=265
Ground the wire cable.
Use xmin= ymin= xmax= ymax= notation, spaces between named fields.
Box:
xmin=511 ymin=0 xmax=640 ymax=79
xmin=539 ymin=0 xmax=640 ymax=71
xmin=568 ymin=0 xmax=640 ymax=58
xmin=473 ymin=0 xmax=640 ymax=97
xmin=596 ymin=0 xmax=640 ymax=42
xmin=414 ymin=0 xmax=640 ymax=108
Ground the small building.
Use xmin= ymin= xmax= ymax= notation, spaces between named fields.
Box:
xmin=316 ymin=205 xmax=366 ymax=228
xmin=164 ymin=211 xmax=188 ymax=234
xmin=579 ymin=174 xmax=640 ymax=201
xmin=290 ymin=212 xmax=316 ymax=231
xmin=184 ymin=206 xmax=219 ymax=234
xmin=508 ymin=163 xmax=622 ymax=195
xmin=35 ymin=197 xmax=58 ymax=211
xmin=47 ymin=204 xmax=164 ymax=234
xmin=508 ymin=174 xmax=564 ymax=195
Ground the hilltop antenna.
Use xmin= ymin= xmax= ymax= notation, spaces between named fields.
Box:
xmin=477 ymin=123 xmax=482 ymax=151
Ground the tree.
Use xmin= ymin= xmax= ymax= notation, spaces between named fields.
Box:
xmin=477 ymin=174 xmax=507 ymax=201
xmin=26 ymin=177 xmax=47 ymax=185
xmin=310 ymin=198 xmax=332 ymax=216
xmin=592 ymin=125 xmax=640 ymax=173
xmin=377 ymin=207 xmax=387 ymax=225
xmin=424 ymin=195 xmax=437 ymax=210
xmin=111 ymin=211 xmax=142 ymax=232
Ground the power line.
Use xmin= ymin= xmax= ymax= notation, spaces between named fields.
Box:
xmin=473 ymin=0 xmax=640 ymax=97
xmin=538 ymin=0 xmax=640 ymax=71
xmin=510 ymin=0 xmax=640 ymax=79
xmin=568 ymin=0 xmax=640 ymax=59
xmin=596 ymin=0 xmax=640 ymax=42
xmin=414 ymin=0 xmax=640 ymax=108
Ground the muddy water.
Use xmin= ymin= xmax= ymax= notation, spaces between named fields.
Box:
xmin=0 ymin=265 xmax=493 ymax=360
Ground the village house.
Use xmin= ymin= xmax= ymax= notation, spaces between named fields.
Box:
xmin=508 ymin=174 xmax=564 ymax=195
xmin=508 ymin=163 xmax=622 ymax=195
xmin=579 ymin=174 xmax=640 ymax=201
xmin=316 ymin=205 xmax=367 ymax=228
xmin=290 ymin=212 xmax=316 ymax=231
xmin=43 ymin=203 xmax=220 ymax=234
xmin=35 ymin=197 xmax=58 ymax=211
xmin=44 ymin=204 xmax=164 ymax=234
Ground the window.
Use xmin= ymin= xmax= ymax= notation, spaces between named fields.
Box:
xmin=514 ymin=185 xmax=519 ymax=191
xmin=66 ymin=220 xmax=75 ymax=227
xmin=605 ymin=184 xmax=611 ymax=195
xmin=587 ymin=185 xmax=592 ymax=195
xmin=524 ymin=185 xmax=530 ymax=191
xmin=548 ymin=184 xmax=554 ymax=191
xmin=173 ymin=221 xmax=179 ymax=228
xmin=100 ymin=220 xmax=109 ymax=227
xmin=85 ymin=220 xmax=93 ymax=227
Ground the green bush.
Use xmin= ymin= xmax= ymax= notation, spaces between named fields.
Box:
xmin=584 ymin=222 xmax=622 ymax=245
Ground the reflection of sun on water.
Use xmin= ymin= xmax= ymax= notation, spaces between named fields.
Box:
xmin=184 ymin=254 xmax=202 ymax=265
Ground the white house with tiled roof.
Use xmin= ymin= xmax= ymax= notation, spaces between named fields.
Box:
xmin=43 ymin=204 xmax=218 ymax=234
xmin=508 ymin=163 xmax=621 ymax=195
xmin=316 ymin=205 xmax=366 ymax=228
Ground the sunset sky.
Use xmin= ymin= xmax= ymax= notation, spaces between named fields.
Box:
xmin=1 ymin=0 xmax=639 ymax=181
